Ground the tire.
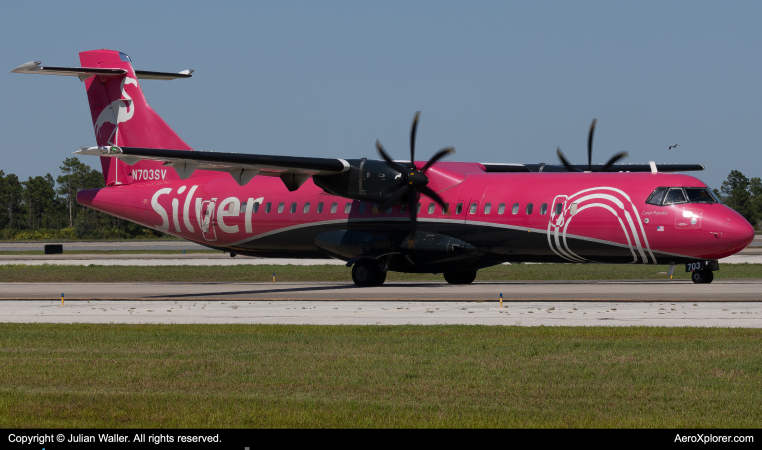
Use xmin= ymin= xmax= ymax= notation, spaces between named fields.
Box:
xmin=692 ymin=270 xmax=713 ymax=284
xmin=352 ymin=259 xmax=378 ymax=287
xmin=459 ymin=270 xmax=477 ymax=284
xmin=375 ymin=271 xmax=387 ymax=286
xmin=444 ymin=271 xmax=477 ymax=285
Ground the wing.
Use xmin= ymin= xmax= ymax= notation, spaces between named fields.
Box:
xmin=75 ymin=146 xmax=350 ymax=191
xmin=481 ymin=162 xmax=705 ymax=173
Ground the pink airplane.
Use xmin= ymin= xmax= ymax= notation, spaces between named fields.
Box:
xmin=12 ymin=50 xmax=755 ymax=286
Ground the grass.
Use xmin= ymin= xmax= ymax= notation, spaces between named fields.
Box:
xmin=0 ymin=249 xmax=218 ymax=255
xmin=0 ymin=324 xmax=760 ymax=428
xmin=0 ymin=263 xmax=761 ymax=283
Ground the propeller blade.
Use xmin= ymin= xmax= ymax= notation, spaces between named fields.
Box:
xmin=587 ymin=118 xmax=597 ymax=172
xmin=376 ymin=140 xmax=407 ymax=173
xmin=556 ymin=147 xmax=578 ymax=172
xmin=378 ymin=184 xmax=409 ymax=210
xmin=600 ymin=151 xmax=629 ymax=172
xmin=420 ymin=186 xmax=446 ymax=209
xmin=420 ymin=147 xmax=455 ymax=174
xmin=407 ymin=190 xmax=418 ymax=249
xmin=409 ymin=111 xmax=420 ymax=169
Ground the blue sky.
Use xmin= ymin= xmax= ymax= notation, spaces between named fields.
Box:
xmin=1 ymin=1 xmax=760 ymax=189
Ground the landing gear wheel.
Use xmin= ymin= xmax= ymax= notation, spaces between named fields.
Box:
xmin=691 ymin=270 xmax=714 ymax=284
xmin=444 ymin=271 xmax=477 ymax=285
xmin=352 ymin=259 xmax=380 ymax=287
xmin=375 ymin=270 xmax=387 ymax=286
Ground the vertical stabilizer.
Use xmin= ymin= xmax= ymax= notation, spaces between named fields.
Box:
xmin=79 ymin=50 xmax=192 ymax=185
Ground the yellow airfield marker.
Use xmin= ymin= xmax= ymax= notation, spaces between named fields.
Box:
xmin=61 ymin=292 xmax=64 ymax=306
xmin=500 ymin=293 xmax=503 ymax=308
xmin=272 ymin=273 xmax=276 ymax=282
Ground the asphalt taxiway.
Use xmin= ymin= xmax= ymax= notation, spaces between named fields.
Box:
xmin=1 ymin=280 xmax=761 ymax=327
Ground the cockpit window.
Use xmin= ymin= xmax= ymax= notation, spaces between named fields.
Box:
xmin=685 ymin=188 xmax=716 ymax=203
xmin=648 ymin=186 xmax=718 ymax=206
xmin=663 ymin=188 xmax=688 ymax=205
xmin=709 ymin=189 xmax=723 ymax=204
xmin=119 ymin=52 xmax=132 ymax=62
xmin=645 ymin=187 xmax=667 ymax=206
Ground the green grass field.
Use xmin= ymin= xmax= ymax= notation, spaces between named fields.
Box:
xmin=1 ymin=262 xmax=761 ymax=283
xmin=0 ymin=324 xmax=760 ymax=428
xmin=0 ymin=249 xmax=218 ymax=255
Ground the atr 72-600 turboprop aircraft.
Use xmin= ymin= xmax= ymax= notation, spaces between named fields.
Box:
xmin=12 ymin=50 xmax=755 ymax=286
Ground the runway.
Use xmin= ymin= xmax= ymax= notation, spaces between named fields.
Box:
xmin=0 ymin=240 xmax=208 ymax=252
xmin=1 ymin=250 xmax=760 ymax=266
xmin=1 ymin=280 xmax=761 ymax=327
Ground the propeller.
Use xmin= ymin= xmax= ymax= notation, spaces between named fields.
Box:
xmin=376 ymin=112 xmax=454 ymax=247
xmin=556 ymin=119 xmax=629 ymax=172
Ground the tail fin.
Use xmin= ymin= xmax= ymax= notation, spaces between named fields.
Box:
xmin=79 ymin=50 xmax=192 ymax=185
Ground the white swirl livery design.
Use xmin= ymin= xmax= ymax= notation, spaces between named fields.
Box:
xmin=547 ymin=186 xmax=655 ymax=264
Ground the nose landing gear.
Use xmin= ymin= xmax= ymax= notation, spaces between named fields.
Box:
xmin=691 ymin=270 xmax=714 ymax=284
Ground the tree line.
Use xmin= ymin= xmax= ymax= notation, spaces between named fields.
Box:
xmin=718 ymin=171 xmax=762 ymax=229
xmin=0 ymin=157 xmax=163 ymax=240
xmin=0 ymin=158 xmax=759 ymax=240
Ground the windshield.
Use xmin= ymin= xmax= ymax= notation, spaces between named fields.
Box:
xmin=685 ymin=188 xmax=715 ymax=203
xmin=646 ymin=186 xmax=718 ymax=206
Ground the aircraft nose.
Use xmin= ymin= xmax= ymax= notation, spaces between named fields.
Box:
xmin=723 ymin=210 xmax=756 ymax=251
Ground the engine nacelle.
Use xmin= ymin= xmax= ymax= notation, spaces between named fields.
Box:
xmin=313 ymin=159 xmax=406 ymax=202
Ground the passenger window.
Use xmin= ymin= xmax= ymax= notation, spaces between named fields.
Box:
xmin=663 ymin=188 xmax=687 ymax=205
xmin=290 ymin=202 xmax=297 ymax=213
xmin=456 ymin=203 xmax=463 ymax=214
xmin=317 ymin=202 xmax=324 ymax=213
xmin=498 ymin=203 xmax=505 ymax=214
xmin=359 ymin=202 xmax=366 ymax=213
xmin=344 ymin=202 xmax=352 ymax=213
xmin=570 ymin=203 xmax=578 ymax=215
xmin=469 ymin=203 xmax=478 ymax=214
xmin=401 ymin=204 xmax=408 ymax=213
xmin=373 ymin=204 xmax=379 ymax=214
xmin=646 ymin=187 xmax=667 ymax=206
xmin=278 ymin=202 xmax=285 ymax=213
xmin=554 ymin=203 xmax=562 ymax=215
xmin=428 ymin=203 xmax=435 ymax=214
xmin=417 ymin=203 xmax=422 ymax=213
xmin=443 ymin=203 xmax=450 ymax=214
xmin=240 ymin=202 xmax=247 ymax=214
xmin=512 ymin=203 xmax=519 ymax=215
xmin=330 ymin=202 xmax=338 ymax=213
xmin=265 ymin=202 xmax=272 ymax=213
xmin=386 ymin=206 xmax=393 ymax=213
xmin=540 ymin=203 xmax=547 ymax=215
xmin=526 ymin=203 xmax=533 ymax=214
xmin=484 ymin=203 xmax=491 ymax=214
xmin=253 ymin=202 xmax=260 ymax=213
xmin=303 ymin=202 xmax=310 ymax=213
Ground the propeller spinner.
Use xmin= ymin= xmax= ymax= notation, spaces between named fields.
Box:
xmin=556 ymin=119 xmax=629 ymax=172
xmin=376 ymin=112 xmax=454 ymax=247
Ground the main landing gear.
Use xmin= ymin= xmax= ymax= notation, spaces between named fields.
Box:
xmin=351 ymin=259 xmax=387 ymax=287
xmin=444 ymin=271 xmax=477 ymax=285
xmin=691 ymin=270 xmax=714 ymax=284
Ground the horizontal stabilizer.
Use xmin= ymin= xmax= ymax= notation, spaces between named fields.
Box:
xmin=11 ymin=61 xmax=192 ymax=81
xmin=75 ymin=146 xmax=350 ymax=189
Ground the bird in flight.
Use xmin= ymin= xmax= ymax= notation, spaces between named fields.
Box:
xmin=668 ymin=144 xmax=679 ymax=150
